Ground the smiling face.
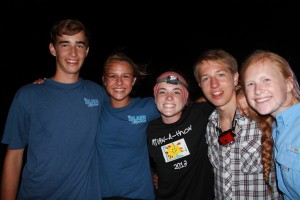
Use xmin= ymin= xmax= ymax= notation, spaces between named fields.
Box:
xmin=196 ymin=60 xmax=238 ymax=109
xmin=243 ymin=60 xmax=293 ymax=116
xmin=102 ymin=61 xmax=136 ymax=108
xmin=50 ymin=31 xmax=89 ymax=82
xmin=155 ymin=82 xmax=186 ymax=124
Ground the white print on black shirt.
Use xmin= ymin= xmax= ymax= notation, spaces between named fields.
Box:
xmin=174 ymin=160 xmax=188 ymax=170
xmin=151 ymin=125 xmax=192 ymax=146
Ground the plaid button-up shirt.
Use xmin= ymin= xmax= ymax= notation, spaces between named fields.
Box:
xmin=206 ymin=109 xmax=281 ymax=200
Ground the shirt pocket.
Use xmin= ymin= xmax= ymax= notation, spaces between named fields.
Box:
xmin=276 ymin=145 xmax=300 ymax=193
xmin=240 ymin=138 xmax=263 ymax=174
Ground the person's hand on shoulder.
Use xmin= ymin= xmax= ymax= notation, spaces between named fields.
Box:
xmin=236 ymin=90 xmax=249 ymax=116
xmin=195 ymin=96 xmax=206 ymax=103
xmin=33 ymin=78 xmax=47 ymax=84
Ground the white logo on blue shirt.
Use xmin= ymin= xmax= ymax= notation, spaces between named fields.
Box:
xmin=84 ymin=98 xmax=99 ymax=107
xmin=128 ymin=115 xmax=146 ymax=124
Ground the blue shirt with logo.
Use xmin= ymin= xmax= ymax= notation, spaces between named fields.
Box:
xmin=2 ymin=78 xmax=105 ymax=200
xmin=97 ymin=97 xmax=160 ymax=200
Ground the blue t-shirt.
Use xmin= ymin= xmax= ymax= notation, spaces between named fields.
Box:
xmin=273 ymin=103 xmax=300 ymax=200
xmin=96 ymin=97 xmax=160 ymax=200
xmin=2 ymin=78 xmax=106 ymax=200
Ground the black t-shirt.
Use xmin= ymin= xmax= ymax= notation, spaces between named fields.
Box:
xmin=147 ymin=102 xmax=215 ymax=200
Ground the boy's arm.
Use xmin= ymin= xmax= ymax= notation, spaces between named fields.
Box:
xmin=1 ymin=148 xmax=24 ymax=200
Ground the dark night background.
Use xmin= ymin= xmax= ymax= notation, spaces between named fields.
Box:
xmin=1 ymin=0 xmax=299 ymax=185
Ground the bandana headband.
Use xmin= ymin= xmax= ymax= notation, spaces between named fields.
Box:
xmin=153 ymin=71 xmax=189 ymax=105
xmin=156 ymin=75 xmax=188 ymax=88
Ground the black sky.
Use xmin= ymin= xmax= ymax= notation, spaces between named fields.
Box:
xmin=1 ymin=0 xmax=300 ymax=167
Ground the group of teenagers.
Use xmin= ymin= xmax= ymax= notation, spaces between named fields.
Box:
xmin=1 ymin=18 xmax=299 ymax=200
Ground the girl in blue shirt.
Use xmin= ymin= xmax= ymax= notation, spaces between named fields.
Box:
xmin=96 ymin=51 xmax=160 ymax=200
xmin=240 ymin=50 xmax=300 ymax=200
